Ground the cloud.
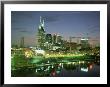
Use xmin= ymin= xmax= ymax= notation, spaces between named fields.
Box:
xmin=19 ymin=30 xmax=29 ymax=33
xmin=11 ymin=11 xmax=34 ymax=19
xmin=19 ymin=30 xmax=35 ymax=34
xmin=87 ymin=25 xmax=100 ymax=34
xmin=11 ymin=11 xmax=34 ymax=23
xmin=41 ymin=12 xmax=83 ymax=23
xmin=12 ymin=27 xmax=27 ymax=30
xmin=42 ymin=15 xmax=60 ymax=23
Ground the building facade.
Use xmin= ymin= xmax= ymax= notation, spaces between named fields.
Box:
xmin=80 ymin=38 xmax=90 ymax=49
xmin=45 ymin=34 xmax=52 ymax=44
xmin=37 ymin=16 xmax=45 ymax=49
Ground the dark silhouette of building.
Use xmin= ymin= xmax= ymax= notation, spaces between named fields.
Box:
xmin=20 ymin=37 xmax=24 ymax=48
xmin=45 ymin=34 xmax=52 ymax=43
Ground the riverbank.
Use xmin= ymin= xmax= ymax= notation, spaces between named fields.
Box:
xmin=11 ymin=53 xmax=99 ymax=70
xmin=32 ymin=53 xmax=99 ymax=59
xmin=45 ymin=53 xmax=84 ymax=58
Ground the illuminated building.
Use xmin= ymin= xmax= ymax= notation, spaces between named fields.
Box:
xmin=80 ymin=38 xmax=90 ymax=49
xmin=52 ymin=34 xmax=63 ymax=45
xmin=37 ymin=16 xmax=45 ymax=49
xmin=52 ymin=34 xmax=57 ymax=44
xmin=35 ymin=49 xmax=45 ymax=56
xmin=51 ymin=34 xmax=63 ymax=50
xmin=46 ymin=34 xmax=52 ymax=44
xmin=57 ymin=35 xmax=62 ymax=44
xmin=45 ymin=34 xmax=52 ymax=50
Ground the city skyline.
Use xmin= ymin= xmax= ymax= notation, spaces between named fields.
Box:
xmin=11 ymin=11 xmax=100 ymax=47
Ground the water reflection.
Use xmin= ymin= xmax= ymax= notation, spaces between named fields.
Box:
xmin=12 ymin=59 xmax=100 ymax=77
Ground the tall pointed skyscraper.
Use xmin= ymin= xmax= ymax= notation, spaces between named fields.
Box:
xmin=37 ymin=16 xmax=45 ymax=49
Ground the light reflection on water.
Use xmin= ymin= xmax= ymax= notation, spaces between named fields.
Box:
xmin=11 ymin=59 xmax=100 ymax=77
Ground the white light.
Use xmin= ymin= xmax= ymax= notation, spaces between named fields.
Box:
xmin=81 ymin=68 xmax=88 ymax=72
xmin=52 ymin=65 xmax=54 ymax=68
xmin=81 ymin=38 xmax=88 ymax=40
xmin=36 ymin=69 xmax=37 ymax=72
xmin=35 ymin=49 xmax=45 ymax=55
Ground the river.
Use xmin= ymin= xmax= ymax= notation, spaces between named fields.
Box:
xmin=11 ymin=58 xmax=100 ymax=77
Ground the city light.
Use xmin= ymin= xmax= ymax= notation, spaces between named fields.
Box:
xmin=81 ymin=68 xmax=88 ymax=72
xmin=11 ymin=12 xmax=100 ymax=77
xmin=35 ymin=49 xmax=45 ymax=56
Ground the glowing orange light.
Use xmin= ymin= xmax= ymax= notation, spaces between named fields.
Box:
xmin=89 ymin=65 xmax=93 ymax=69
xmin=52 ymin=72 xmax=56 ymax=76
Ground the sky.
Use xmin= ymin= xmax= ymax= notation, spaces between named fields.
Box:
xmin=11 ymin=11 xmax=100 ymax=47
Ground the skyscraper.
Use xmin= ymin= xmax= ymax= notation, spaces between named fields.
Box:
xmin=57 ymin=35 xmax=62 ymax=44
xmin=52 ymin=34 xmax=57 ymax=45
xmin=80 ymin=38 xmax=89 ymax=49
xmin=37 ymin=16 xmax=45 ymax=49
xmin=45 ymin=34 xmax=52 ymax=43
xmin=20 ymin=37 xmax=24 ymax=48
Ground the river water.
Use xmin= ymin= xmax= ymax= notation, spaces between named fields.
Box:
xmin=11 ymin=58 xmax=100 ymax=77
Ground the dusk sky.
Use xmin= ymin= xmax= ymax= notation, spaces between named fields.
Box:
xmin=11 ymin=11 xmax=100 ymax=46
